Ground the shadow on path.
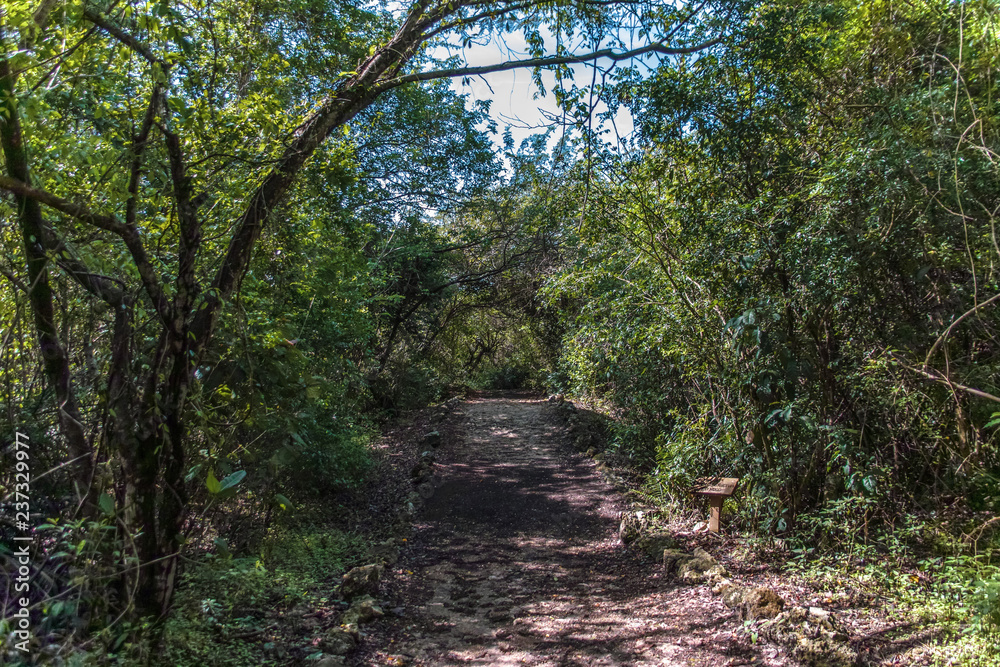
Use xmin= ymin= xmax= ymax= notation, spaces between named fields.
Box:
xmin=355 ymin=396 xmax=794 ymax=667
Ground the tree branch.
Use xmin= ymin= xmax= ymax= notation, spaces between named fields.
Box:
xmin=1 ymin=26 xmax=97 ymax=511
xmin=82 ymin=7 xmax=168 ymax=70
xmin=162 ymin=124 xmax=201 ymax=322
xmin=0 ymin=173 xmax=173 ymax=325
xmin=892 ymin=352 xmax=1000 ymax=405
xmin=0 ymin=263 xmax=27 ymax=293
xmin=186 ymin=0 xmax=721 ymax=366
xmin=47 ymin=236 xmax=126 ymax=306
xmin=380 ymin=36 xmax=723 ymax=90
xmin=126 ymin=84 xmax=161 ymax=228
xmin=924 ymin=291 xmax=1000 ymax=366
xmin=0 ymin=173 xmax=127 ymax=234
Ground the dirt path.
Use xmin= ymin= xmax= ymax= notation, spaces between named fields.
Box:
xmin=355 ymin=396 xmax=791 ymax=666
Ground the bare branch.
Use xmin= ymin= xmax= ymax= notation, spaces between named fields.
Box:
xmin=892 ymin=352 xmax=1000 ymax=404
xmin=924 ymin=291 xmax=1000 ymax=366
xmin=424 ymin=2 xmax=539 ymax=40
xmin=381 ymin=36 xmax=723 ymax=90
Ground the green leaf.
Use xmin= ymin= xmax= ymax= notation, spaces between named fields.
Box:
xmin=213 ymin=536 xmax=231 ymax=558
xmin=184 ymin=463 xmax=203 ymax=483
xmin=98 ymin=493 xmax=115 ymax=516
xmin=219 ymin=470 xmax=246 ymax=491
xmin=275 ymin=493 xmax=293 ymax=511
xmin=206 ymin=469 xmax=221 ymax=494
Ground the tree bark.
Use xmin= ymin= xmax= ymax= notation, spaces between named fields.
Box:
xmin=0 ymin=23 xmax=96 ymax=513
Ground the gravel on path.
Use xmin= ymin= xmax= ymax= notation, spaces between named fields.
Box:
xmin=354 ymin=395 xmax=795 ymax=666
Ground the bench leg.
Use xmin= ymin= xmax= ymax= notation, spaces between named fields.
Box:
xmin=709 ymin=497 xmax=722 ymax=533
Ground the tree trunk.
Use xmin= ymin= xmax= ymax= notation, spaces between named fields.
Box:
xmin=0 ymin=25 xmax=96 ymax=513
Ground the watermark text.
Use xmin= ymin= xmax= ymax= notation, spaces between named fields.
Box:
xmin=10 ymin=431 xmax=32 ymax=653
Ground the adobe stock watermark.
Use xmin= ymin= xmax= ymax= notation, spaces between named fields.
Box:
xmin=8 ymin=431 xmax=33 ymax=654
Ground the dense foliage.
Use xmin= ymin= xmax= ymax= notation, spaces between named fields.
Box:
xmin=2 ymin=0 xmax=999 ymax=662
xmin=552 ymin=0 xmax=1000 ymax=527
xmin=541 ymin=0 xmax=1000 ymax=636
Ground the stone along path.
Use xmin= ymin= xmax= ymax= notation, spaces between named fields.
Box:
xmin=356 ymin=396 xmax=792 ymax=666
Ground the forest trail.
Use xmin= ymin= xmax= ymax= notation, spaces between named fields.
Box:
xmin=356 ymin=396 xmax=791 ymax=666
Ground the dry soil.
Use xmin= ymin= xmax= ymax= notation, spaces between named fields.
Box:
xmin=354 ymin=395 xmax=796 ymax=666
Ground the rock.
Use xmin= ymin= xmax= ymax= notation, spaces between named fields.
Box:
xmin=720 ymin=583 xmax=748 ymax=608
xmin=416 ymin=481 xmax=435 ymax=499
xmin=340 ymin=563 xmax=383 ymax=600
xmin=287 ymin=602 xmax=310 ymax=617
xmin=369 ymin=539 xmax=400 ymax=566
xmin=419 ymin=431 xmax=442 ymax=448
xmin=742 ymin=587 xmax=785 ymax=619
xmin=486 ymin=609 xmax=512 ymax=622
xmin=809 ymin=606 xmax=830 ymax=622
xmin=712 ymin=577 xmax=734 ymax=595
xmin=619 ymin=511 xmax=647 ymax=544
xmin=322 ymin=627 xmax=357 ymax=655
xmin=682 ymin=563 xmax=728 ymax=585
xmin=632 ymin=532 xmax=680 ymax=561
xmin=674 ymin=549 xmax=728 ymax=585
xmin=316 ymin=655 xmax=347 ymax=667
xmin=411 ymin=462 xmax=433 ymax=480
xmin=757 ymin=607 xmax=858 ymax=667
xmin=662 ymin=549 xmax=695 ymax=572
xmin=340 ymin=594 xmax=384 ymax=626
xmin=419 ymin=450 xmax=436 ymax=463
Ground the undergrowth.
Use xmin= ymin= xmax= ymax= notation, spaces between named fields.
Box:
xmin=615 ymin=404 xmax=1000 ymax=665
xmin=780 ymin=509 xmax=1000 ymax=666
xmin=159 ymin=522 xmax=366 ymax=667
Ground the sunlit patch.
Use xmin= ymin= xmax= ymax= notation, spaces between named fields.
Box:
xmin=372 ymin=398 xmax=769 ymax=666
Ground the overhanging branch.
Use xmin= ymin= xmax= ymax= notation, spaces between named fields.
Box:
xmin=380 ymin=36 xmax=722 ymax=90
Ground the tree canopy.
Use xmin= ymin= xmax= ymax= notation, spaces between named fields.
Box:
xmin=3 ymin=0 xmax=1000 ymax=660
